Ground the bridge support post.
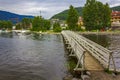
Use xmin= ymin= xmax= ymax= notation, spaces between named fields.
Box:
xmin=108 ymin=52 xmax=116 ymax=72
xmin=69 ymin=43 xmax=76 ymax=57
xmin=74 ymin=51 xmax=86 ymax=75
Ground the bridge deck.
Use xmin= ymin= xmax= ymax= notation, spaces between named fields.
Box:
xmin=85 ymin=52 xmax=103 ymax=70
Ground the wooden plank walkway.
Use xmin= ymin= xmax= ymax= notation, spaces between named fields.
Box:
xmin=85 ymin=52 xmax=103 ymax=70
xmin=61 ymin=30 xmax=117 ymax=72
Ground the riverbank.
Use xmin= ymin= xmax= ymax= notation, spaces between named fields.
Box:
xmin=11 ymin=30 xmax=61 ymax=34
xmin=78 ymin=31 xmax=120 ymax=35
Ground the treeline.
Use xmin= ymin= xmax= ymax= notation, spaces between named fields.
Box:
xmin=16 ymin=16 xmax=61 ymax=32
xmin=0 ymin=16 xmax=61 ymax=32
xmin=16 ymin=18 xmax=32 ymax=30
xmin=0 ymin=20 xmax=13 ymax=30
xmin=15 ymin=17 xmax=51 ymax=31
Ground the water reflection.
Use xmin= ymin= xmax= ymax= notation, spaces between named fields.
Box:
xmin=0 ymin=32 xmax=67 ymax=80
xmin=0 ymin=32 xmax=13 ymax=38
xmin=82 ymin=34 xmax=110 ymax=47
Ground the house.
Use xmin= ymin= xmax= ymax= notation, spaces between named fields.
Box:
xmin=111 ymin=11 xmax=120 ymax=30
xmin=50 ymin=19 xmax=67 ymax=29
xmin=78 ymin=16 xmax=83 ymax=26
xmin=78 ymin=16 xmax=85 ymax=30
xmin=111 ymin=11 xmax=120 ymax=23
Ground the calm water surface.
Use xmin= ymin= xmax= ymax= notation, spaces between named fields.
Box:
xmin=0 ymin=32 xmax=67 ymax=80
xmin=83 ymin=34 xmax=120 ymax=70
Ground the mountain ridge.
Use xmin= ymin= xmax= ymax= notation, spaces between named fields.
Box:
xmin=51 ymin=6 xmax=120 ymax=20
xmin=0 ymin=10 xmax=34 ymax=23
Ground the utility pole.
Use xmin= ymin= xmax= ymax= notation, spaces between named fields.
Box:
xmin=39 ymin=10 xmax=41 ymax=18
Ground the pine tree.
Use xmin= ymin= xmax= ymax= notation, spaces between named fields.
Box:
xmin=67 ymin=5 xmax=79 ymax=31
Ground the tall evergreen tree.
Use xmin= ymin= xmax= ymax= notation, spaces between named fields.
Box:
xmin=67 ymin=5 xmax=79 ymax=31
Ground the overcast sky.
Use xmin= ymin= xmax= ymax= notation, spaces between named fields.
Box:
xmin=0 ymin=0 xmax=120 ymax=19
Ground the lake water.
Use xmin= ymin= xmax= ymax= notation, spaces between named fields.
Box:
xmin=1 ymin=32 xmax=120 ymax=80
xmin=0 ymin=32 xmax=68 ymax=80
xmin=83 ymin=34 xmax=120 ymax=70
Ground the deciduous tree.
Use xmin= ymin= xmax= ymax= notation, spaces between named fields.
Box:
xmin=83 ymin=0 xmax=111 ymax=31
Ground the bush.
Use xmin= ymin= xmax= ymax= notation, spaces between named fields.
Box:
xmin=53 ymin=22 xmax=62 ymax=32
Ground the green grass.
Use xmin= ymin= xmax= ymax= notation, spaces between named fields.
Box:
xmin=67 ymin=57 xmax=77 ymax=72
xmin=104 ymin=68 xmax=112 ymax=74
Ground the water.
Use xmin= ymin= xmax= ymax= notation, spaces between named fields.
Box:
xmin=83 ymin=34 xmax=120 ymax=70
xmin=0 ymin=32 xmax=67 ymax=80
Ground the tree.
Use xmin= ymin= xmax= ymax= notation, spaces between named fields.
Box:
xmin=53 ymin=22 xmax=62 ymax=32
xmin=32 ymin=16 xmax=51 ymax=31
xmin=83 ymin=0 xmax=98 ymax=30
xmin=7 ymin=21 xmax=13 ymax=29
xmin=0 ymin=20 xmax=12 ymax=30
xmin=43 ymin=20 xmax=51 ymax=31
xmin=102 ymin=3 xmax=111 ymax=28
xmin=83 ymin=0 xmax=111 ymax=31
xmin=22 ymin=18 xmax=32 ymax=29
xmin=32 ymin=16 xmax=41 ymax=31
xmin=16 ymin=23 xmax=22 ymax=30
xmin=67 ymin=5 xmax=79 ymax=31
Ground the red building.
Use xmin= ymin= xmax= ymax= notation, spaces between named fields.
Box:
xmin=111 ymin=11 xmax=120 ymax=22
xmin=111 ymin=11 xmax=120 ymax=30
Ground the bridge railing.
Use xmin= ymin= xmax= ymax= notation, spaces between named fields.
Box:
xmin=62 ymin=30 xmax=116 ymax=71
xmin=62 ymin=31 xmax=86 ymax=71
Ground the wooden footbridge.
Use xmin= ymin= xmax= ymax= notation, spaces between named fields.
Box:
xmin=61 ymin=30 xmax=117 ymax=72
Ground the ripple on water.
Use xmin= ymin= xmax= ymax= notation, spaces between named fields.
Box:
xmin=0 ymin=33 xmax=67 ymax=80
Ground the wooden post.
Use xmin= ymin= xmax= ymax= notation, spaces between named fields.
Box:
xmin=111 ymin=54 xmax=116 ymax=72
xmin=108 ymin=52 xmax=112 ymax=70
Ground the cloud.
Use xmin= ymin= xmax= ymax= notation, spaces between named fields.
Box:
xmin=0 ymin=0 xmax=119 ymax=19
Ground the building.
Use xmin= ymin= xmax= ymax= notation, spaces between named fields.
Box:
xmin=50 ymin=19 xmax=59 ymax=29
xmin=77 ymin=16 xmax=85 ymax=30
xmin=50 ymin=19 xmax=67 ymax=29
xmin=78 ymin=16 xmax=83 ymax=26
xmin=111 ymin=11 xmax=120 ymax=30
xmin=111 ymin=11 xmax=120 ymax=23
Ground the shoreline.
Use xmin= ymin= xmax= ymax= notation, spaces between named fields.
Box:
xmin=4 ymin=30 xmax=120 ymax=35
xmin=78 ymin=31 xmax=120 ymax=35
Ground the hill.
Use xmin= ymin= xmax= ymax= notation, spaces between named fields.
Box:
xmin=111 ymin=6 xmax=120 ymax=11
xmin=51 ymin=7 xmax=82 ymax=20
xmin=51 ymin=6 xmax=120 ymax=20
xmin=0 ymin=10 xmax=34 ymax=23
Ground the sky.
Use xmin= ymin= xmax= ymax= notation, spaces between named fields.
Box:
xmin=0 ymin=0 xmax=120 ymax=19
